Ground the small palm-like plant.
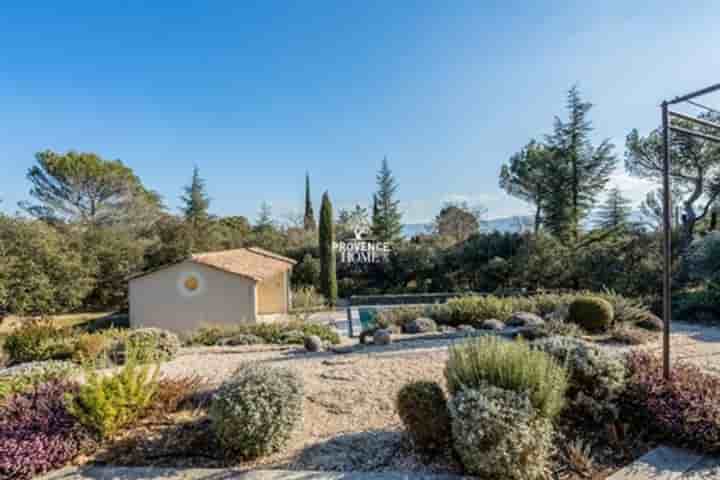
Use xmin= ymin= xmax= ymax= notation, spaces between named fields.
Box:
xmin=67 ymin=347 xmax=159 ymax=438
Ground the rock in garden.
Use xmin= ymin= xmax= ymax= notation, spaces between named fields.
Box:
xmin=304 ymin=335 xmax=324 ymax=352
xmin=403 ymin=317 xmax=438 ymax=334
xmin=480 ymin=319 xmax=506 ymax=331
xmin=373 ymin=329 xmax=392 ymax=345
xmin=507 ymin=311 xmax=544 ymax=327
xmin=636 ymin=313 xmax=663 ymax=331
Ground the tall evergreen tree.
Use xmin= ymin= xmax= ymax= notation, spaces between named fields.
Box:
xmin=181 ymin=166 xmax=210 ymax=229
xmin=318 ymin=191 xmax=337 ymax=304
xmin=303 ymin=172 xmax=316 ymax=231
xmin=595 ymin=186 xmax=632 ymax=230
xmin=544 ymin=86 xmax=617 ymax=241
xmin=371 ymin=157 xmax=403 ymax=242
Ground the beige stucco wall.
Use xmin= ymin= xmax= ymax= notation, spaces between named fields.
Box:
xmin=257 ymin=270 xmax=289 ymax=314
xmin=129 ymin=261 xmax=257 ymax=334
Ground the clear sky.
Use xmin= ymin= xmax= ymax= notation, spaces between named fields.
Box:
xmin=2 ymin=1 xmax=720 ymax=223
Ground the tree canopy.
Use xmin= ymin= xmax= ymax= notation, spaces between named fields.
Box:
xmin=22 ymin=150 xmax=162 ymax=229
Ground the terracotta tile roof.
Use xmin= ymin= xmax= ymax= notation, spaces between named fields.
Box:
xmin=190 ymin=247 xmax=296 ymax=282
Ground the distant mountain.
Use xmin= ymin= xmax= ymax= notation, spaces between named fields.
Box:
xmin=402 ymin=215 xmax=534 ymax=238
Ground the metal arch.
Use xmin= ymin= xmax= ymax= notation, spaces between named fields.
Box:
xmin=661 ymin=83 xmax=720 ymax=380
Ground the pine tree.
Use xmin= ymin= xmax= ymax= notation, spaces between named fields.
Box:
xmin=181 ymin=166 xmax=210 ymax=229
xmin=595 ymin=186 xmax=632 ymax=230
xmin=318 ymin=192 xmax=337 ymax=305
xmin=371 ymin=157 xmax=403 ymax=242
xmin=256 ymin=202 xmax=274 ymax=230
xmin=544 ymin=86 xmax=617 ymax=242
xmin=499 ymin=140 xmax=552 ymax=233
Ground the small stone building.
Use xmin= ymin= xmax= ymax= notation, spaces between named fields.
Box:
xmin=128 ymin=247 xmax=296 ymax=333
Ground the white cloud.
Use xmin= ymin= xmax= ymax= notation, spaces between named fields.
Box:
xmin=606 ymin=171 xmax=656 ymax=206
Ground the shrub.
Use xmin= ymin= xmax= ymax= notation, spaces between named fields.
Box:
xmin=110 ymin=327 xmax=181 ymax=364
xmin=623 ymin=351 xmax=720 ymax=453
xmin=538 ymin=318 xmax=584 ymax=338
xmin=532 ymin=336 xmax=626 ymax=423
xmin=376 ymin=307 xmax=423 ymax=330
xmin=568 ymin=297 xmax=614 ymax=333
xmin=291 ymin=286 xmax=326 ymax=311
xmin=3 ymin=322 xmax=75 ymax=365
xmin=0 ymin=360 xmax=78 ymax=401
xmin=0 ymin=380 xmax=88 ymax=480
xmin=597 ymin=290 xmax=647 ymax=324
xmin=67 ymin=353 xmax=159 ymax=439
xmin=147 ymin=375 xmax=204 ymax=416
xmin=445 ymin=336 xmax=568 ymax=418
xmin=71 ymin=329 xmax=127 ymax=366
xmin=209 ymin=363 xmax=303 ymax=459
xmin=189 ymin=321 xmax=340 ymax=347
xmin=449 ymin=386 xmax=553 ymax=480
xmin=396 ymin=381 xmax=451 ymax=453
xmin=610 ymin=324 xmax=655 ymax=345
xmin=221 ymin=333 xmax=264 ymax=346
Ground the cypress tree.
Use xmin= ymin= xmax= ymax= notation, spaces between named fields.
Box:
xmin=371 ymin=157 xmax=403 ymax=242
xmin=303 ymin=172 xmax=316 ymax=231
xmin=318 ymin=191 xmax=337 ymax=305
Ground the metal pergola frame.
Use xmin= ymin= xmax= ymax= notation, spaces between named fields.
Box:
xmin=661 ymin=83 xmax=720 ymax=380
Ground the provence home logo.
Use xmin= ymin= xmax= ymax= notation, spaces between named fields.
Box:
xmin=334 ymin=217 xmax=391 ymax=264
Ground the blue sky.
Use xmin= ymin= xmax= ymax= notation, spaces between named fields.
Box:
xmin=1 ymin=1 xmax=720 ymax=223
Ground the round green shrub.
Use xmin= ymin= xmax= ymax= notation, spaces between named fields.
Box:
xmin=209 ymin=362 xmax=304 ymax=459
xmin=111 ymin=327 xmax=181 ymax=364
xmin=449 ymin=386 xmax=553 ymax=480
xmin=567 ymin=297 xmax=614 ymax=333
xmin=532 ymin=336 xmax=627 ymax=423
xmin=396 ymin=381 xmax=451 ymax=453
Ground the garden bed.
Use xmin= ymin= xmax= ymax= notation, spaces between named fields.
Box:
xmin=85 ymin=342 xmax=650 ymax=478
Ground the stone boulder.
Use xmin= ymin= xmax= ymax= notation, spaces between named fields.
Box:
xmin=373 ymin=329 xmax=392 ymax=346
xmin=479 ymin=319 xmax=506 ymax=331
xmin=507 ymin=312 xmax=544 ymax=328
xmin=304 ymin=335 xmax=324 ymax=352
xmin=403 ymin=317 xmax=438 ymax=334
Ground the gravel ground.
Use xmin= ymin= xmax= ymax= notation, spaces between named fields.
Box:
xmin=110 ymin=338 xmax=463 ymax=474
xmin=95 ymin=321 xmax=720 ymax=475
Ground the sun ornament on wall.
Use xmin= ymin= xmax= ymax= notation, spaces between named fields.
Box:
xmin=177 ymin=271 xmax=206 ymax=297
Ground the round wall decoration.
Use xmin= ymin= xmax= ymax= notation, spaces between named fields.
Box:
xmin=177 ymin=270 xmax=206 ymax=297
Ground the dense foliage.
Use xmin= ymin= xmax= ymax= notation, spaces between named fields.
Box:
xmin=624 ymin=351 xmax=720 ymax=453
xmin=68 ymin=354 xmax=160 ymax=438
xmin=209 ymin=363 xmax=304 ymax=459
xmin=449 ymin=386 xmax=553 ymax=480
xmin=396 ymin=381 xmax=451 ymax=453
xmin=567 ymin=296 xmax=614 ymax=332
xmin=188 ymin=321 xmax=340 ymax=347
xmin=445 ymin=336 xmax=568 ymax=419
xmin=533 ymin=336 xmax=627 ymax=423
xmin=0 ymin=380 xmax=88 ymax=480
